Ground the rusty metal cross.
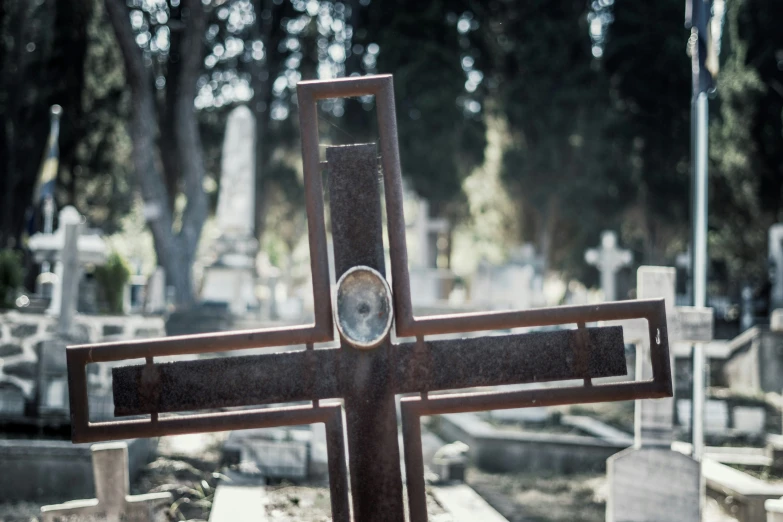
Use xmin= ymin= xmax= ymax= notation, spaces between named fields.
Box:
xmin=66 ymin=75 xmax=673 ymax=522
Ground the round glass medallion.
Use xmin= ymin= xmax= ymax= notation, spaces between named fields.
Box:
xmin=334 ymin=266 xmax=393 ymax=349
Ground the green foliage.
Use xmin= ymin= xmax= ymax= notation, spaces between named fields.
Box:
xmin=345 ymin=1 xmax=486 ymax=221
xmin=94 ymin=251 xmax=130 ymax=315
xmin=0 ymin=249 xmax=24 ymax=309
xmin=602 ymin=0 xmax=693 ymax=266
xmin=485 ymin=0 xmax=626 ymax=279
xmin=709 ymin=0 xmax=768 ymax=288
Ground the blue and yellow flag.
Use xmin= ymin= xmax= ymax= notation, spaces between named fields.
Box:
xmin=33 ymin=105 xmax=62 ymax=203
xmin=685 ymin=0 xmax=720 ymax=95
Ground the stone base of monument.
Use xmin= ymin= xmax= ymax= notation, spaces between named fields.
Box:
xmin=200 ymin=264 xmax=259 ymax=316
xmin=0 ymin=437 xmax=156 ymax=502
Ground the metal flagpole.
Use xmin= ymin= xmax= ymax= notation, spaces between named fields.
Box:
xmin=686 ymin=0 xmax=721 ymax=463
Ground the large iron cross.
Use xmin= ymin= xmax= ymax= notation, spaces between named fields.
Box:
xmin=67 ymin=75 xmax=673 ymax=522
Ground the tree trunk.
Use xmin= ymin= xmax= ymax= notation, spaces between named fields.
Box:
xmin=105 ymin=0 xmax=206 ymax=307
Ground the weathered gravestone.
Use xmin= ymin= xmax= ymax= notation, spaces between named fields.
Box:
xmin=407 ymin=198 xmax=455 ymax=307
xmin=770 ymin=224 xmax=783 ymax=311
xmin=143 ymin=266 xmax=166 ymax=315
xmin=66 ymin=75 xmax=674 ymax=522
xmin=606 ymin=266 xmax=714 ymax=522
xmin=28 ymin=206 xmax=108 ymax=317
xmin=40 ymin=442 xmax=171 ymax=522
xmin=585 ymin=230 xmax=633 ymax=302
xmin=200 ymin=105 xmax=259 ymax=315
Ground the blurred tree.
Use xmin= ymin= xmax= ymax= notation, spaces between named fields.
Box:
xmin=347 ymin=1 xmax=487 ymax=224
xmin=602 ymin=0 xmax=693 ymax=266
xmin=709 ymin=0 xmax=766 ymax=289
xmin=104 ymin=0 xmax=208 ymax=306
xmin=483 ymin=0 xmax=627 ymax=279
xmin=0 ymin=0 xmax=133 ymax=250
xmin=709 ymin=0 xmax=783 ymax=292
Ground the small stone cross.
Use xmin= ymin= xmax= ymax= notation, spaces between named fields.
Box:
xmin=40 ymin=442 xmax=171 ymax=522
xmin=66 ymin=75 xmax=673 ymax=522
xmin=585 ymin=230 xmax=633 ymax=301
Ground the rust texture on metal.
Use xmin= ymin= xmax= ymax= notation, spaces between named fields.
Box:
xmin=66 ymin=75 xmax=673 ymax=522
xmin=112 ymin=326 xmax=627 ymax=416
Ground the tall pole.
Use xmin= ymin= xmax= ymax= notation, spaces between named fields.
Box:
xmin=690 ymin=91 xmax=708 ymax=461
xmin=686 ymin=0 xmax=717 ymax=464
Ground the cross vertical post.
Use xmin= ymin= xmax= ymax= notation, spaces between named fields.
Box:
xmin=328 ymin=144 xmax=405 ymax=519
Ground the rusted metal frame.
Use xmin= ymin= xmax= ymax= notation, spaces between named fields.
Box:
xmin=401 ymin=401 xmax=427 ymax=522
xmin=111 ymin=327 xmax=627 ymax=416
xmin=65 ymin=324 xmax=329 ymax=441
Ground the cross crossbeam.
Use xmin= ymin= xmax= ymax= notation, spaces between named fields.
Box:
xmin=112 ymin=327 xmax=627 ymax=416
xmin=66 ymin=75 xmax=673 ymax=522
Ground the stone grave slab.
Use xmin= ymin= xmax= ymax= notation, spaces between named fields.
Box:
xmin=733 ymin=406 xmax=765 ymax=435
xmin=223 ymin=427 xmax=310 ymax=480
xmin=606 ymin=266 xmax=709 ymax=522
xmin=40 ymin=441 xmax=171 ymax=522
xmin=209 ymin=485 xmax=267 ymax=522
xmin=430 ymin=484 xmax=508 ymax=522
xmin=769 ymin=224 xmax=783 ymax=310
xmin=607 ymin=447 xmax=700 ymax=522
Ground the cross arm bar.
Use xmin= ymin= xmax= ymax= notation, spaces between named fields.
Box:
xmin=393 ymin=326 xmax=627 ymax=394
xmin=113 ymin=348 xmax=342 ymax=416
xmin=112 ymin=326 xmax=626 ymax=417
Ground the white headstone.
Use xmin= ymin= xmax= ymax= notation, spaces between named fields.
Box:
xmin=770 ymin=224 xmax=783 ymax=310
xmin=733 ymin=406 xmax=766 ymax=435
xmin=607 ymin=447 xmax=700 ymax=522
xmin=29 ymin=206 xmax=108 ymax=316
xmin=472 ymin=262 xmax=536 ymax=311
xmin=40 ymin=442 xmax=171 ymax=521
xmin=584 ymin=230 xmax=632 ymax=301
xmin=413 ymin=199 xmax=449 ymax=269
xmin=216 ymin=106 xmax=256 ymax=239
xmin=201 ymin=106 xmax=259 ymax=314
xmin=144 ymin=266 xmax=166 ymax=314
xmin=608 ymin=266 xmax=714 ymax=446
xmin=606 ymin=266 xmax=714 ymax=522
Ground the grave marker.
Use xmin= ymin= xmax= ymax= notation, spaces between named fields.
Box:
xmin=770 ymin=224 xmax=783 ymax=310
xmin=413 ymin=199 xmax=449 ymax=268
xmin=66 ymin=75 xmax=674 ymax=522
xmin=606 ymin=266 xmax=713 ymax=522
xmin=200 ymin=105 xmax=259 ymax=314
xmin=585 ymin=230 xmax=632 ymax=301
xmin=40 ymin=442 xmax=170 ymax=521
xmin=28 ymin=206 xmax=107 ymax=316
